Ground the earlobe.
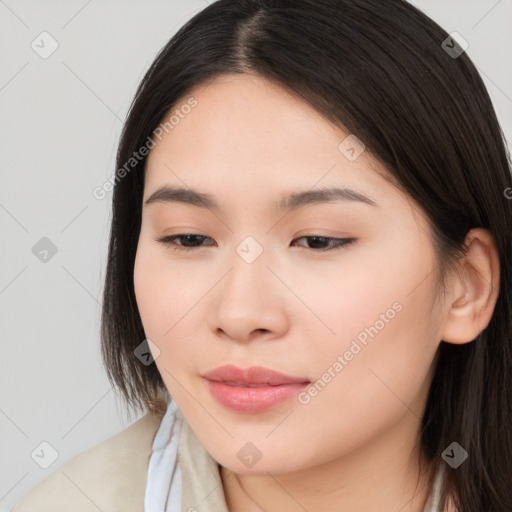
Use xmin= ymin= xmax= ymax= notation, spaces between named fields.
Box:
xmin=440 ymin=228 xmax=500 ymax=345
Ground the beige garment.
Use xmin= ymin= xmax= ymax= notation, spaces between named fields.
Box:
xmin=179 ymin=417 xmax=230 ymax=512
xmin=10 ymin=412 xmax=164 ymax=512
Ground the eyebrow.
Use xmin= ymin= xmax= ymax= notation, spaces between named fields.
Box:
xmin=143 ymin=185 xmax=378 ymax=211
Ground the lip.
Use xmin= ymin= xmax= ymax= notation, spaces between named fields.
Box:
xmin=202 ymin=365 xmax=310 ymax=413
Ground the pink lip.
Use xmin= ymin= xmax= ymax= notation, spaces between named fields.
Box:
xmin=202 ymin=365 xmax=310 ymax=413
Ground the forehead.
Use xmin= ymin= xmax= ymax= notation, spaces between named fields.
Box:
xmin=143 ymin=73 xmax=400 ymax=212
xmin=148 ymin=73 xmax=344 ymax=163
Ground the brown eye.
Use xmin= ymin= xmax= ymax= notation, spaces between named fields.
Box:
xmin=155 ymin=234 xmax=214 ymax=251
xmin=155 ymin=234 xmax=356 ymax=253
xmin=291 ymin=236 xmax=356 ymax=252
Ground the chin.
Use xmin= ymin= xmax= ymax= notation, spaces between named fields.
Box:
xmin=211 ymin=445 xmax=308 ymax=476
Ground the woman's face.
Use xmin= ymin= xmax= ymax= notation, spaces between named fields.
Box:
xmin=134 ymin=73 xmax=446 ymax=475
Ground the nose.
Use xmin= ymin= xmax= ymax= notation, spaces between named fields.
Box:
xmin=208 ymin=248 xmax=289 ymax=343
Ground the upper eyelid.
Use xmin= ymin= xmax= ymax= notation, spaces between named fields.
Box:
xmin=159 ymin=233 xmax=346 ymax=241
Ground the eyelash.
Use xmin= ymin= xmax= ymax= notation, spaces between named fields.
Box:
xmin=154 ymin=234 xmax=356 ymax=253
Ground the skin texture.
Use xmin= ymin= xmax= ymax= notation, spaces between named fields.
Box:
xmin=133 ymin=73 xmax=500 ymax=511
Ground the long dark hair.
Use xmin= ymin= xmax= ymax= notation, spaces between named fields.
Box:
xmin=100 ymin=1 xmax=512 ymax=509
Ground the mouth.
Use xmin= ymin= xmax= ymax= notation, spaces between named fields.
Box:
xmin=222 ymin=382 xmax=278 ymax=387
xmin=201 ymin=364 xmax=311 ymax=413
xmin=201 ymin=364 xmax=310 ymax=386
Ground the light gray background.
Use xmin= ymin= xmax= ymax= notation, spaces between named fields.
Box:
xmin=1 ymin=1 xmax=511 ymax=510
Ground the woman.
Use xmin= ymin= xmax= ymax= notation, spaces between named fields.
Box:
xmin=12 ymin=0 xmax=512 ymax=511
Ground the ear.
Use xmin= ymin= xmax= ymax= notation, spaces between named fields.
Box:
xmin=441 ymin=228 xmax=500 ymax=345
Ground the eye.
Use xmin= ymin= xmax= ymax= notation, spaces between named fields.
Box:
xmin=155 ymin=234 xmax=215 ymax=252
xmin=155 ymin=234 xmax=356 ymax=252
xmin=291 ymin=236 xmax=356 ymax=251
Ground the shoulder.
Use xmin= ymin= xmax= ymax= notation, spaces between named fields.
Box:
xmin=11 ymin=411 xmax=164 ymax=512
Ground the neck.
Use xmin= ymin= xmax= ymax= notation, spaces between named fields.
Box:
xmin=220 ymin=412 xmax=436 ymax=512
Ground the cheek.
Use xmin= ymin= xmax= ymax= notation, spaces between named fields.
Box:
xmin=300 ymin=236 xmax=439 ymax=392
xmin=293 ymin=299 xmax=437 ymax=469
xmin=133 ymin=240 xmax=210 ymax=369
xmin=133 ymin=240 xmax=176 ymax=339
xmin=289 ymin=252 xmax=401 ymax=363
xmin=134 ymin=243 xmax=157 ymax=330
xmin=301 ymin=259 xmax=439 ymax=439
